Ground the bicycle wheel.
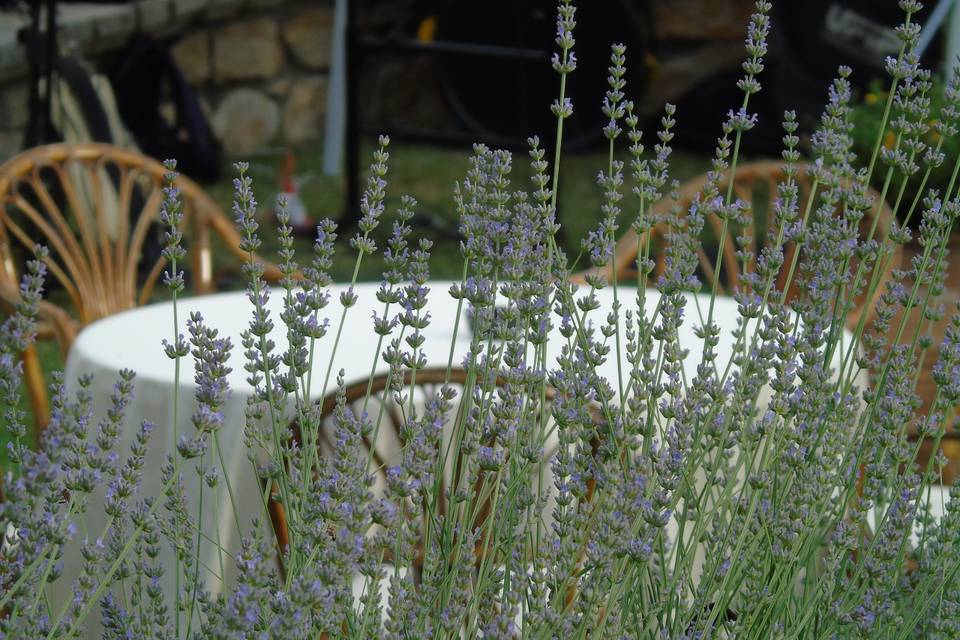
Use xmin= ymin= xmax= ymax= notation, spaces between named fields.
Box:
xmin=433 ymin=0 xmax=655 ymax=151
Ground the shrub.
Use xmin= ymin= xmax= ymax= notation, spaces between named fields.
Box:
xmin=3 ymin=1 xmax=960 ymax=638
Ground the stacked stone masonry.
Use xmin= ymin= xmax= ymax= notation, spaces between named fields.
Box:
xmin=0 ymin=0 xmax=333 ymax=158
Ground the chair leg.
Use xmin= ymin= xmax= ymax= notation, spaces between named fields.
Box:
xmin=266 ymin=481 xmax=289 ymax=578
xmin=21 ymin=344 xmax=50 ymax=448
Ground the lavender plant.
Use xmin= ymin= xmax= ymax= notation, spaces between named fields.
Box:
xmin=4 ymin=1 xmax=960 ymax=637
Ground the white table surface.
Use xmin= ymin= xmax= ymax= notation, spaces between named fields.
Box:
xmin=58 ymin=282 xmax=474 ymax=636
xmin=56 ymin=282 xmax=866 ymax=635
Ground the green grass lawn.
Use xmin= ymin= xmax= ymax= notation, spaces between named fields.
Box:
xmin=0 ymin=138 xmax=713 ymax=471
xmin=205 ymin=139 xmax=713 ymax=280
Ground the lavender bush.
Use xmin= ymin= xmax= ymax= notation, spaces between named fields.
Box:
xmin=3 ymin=1 xmax=960 ymax=637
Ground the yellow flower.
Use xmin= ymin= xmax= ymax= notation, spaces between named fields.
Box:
xmin=865 ymin=93 xmax=878 ymax=105
xmin=883 ymin=131 xmax=896 ymax=149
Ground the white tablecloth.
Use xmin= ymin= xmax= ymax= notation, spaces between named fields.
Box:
xmin=56 ymin=283 xmax=865 ymax=635
xmin=58 ymin=282 xmax=473 ymax=635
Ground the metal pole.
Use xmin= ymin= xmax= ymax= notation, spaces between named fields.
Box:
xmin=947 ymin=0 xmax=960 ymax=73
xmin=322 ymin=0 xmax=347 ymax=177
xmin=915 ymin=0 xmax=956 ymax=58
xmin=42 ymin=0 xmax=56 ymax=140
xmin=343 ymin=0 xmax=360 ymax=227
xmin=23 ymin=0 xmax=42 ymax=148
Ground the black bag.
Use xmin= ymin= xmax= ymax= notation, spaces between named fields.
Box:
xmin=111 ymin=35 xmax=222 ymax=183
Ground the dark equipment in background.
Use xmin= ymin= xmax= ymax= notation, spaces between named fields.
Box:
xmin=20 ymin=0 xmax=220 ymax=183
xmin=671 ymin=1 xmax=940 ymax=155
xmin=22 ymin=0 xmax=130 ymax=149
xmin=22 ymin=0 xmax=60 ymax=149
xmin=343 ymin=0 xmax=656 ymax=229
xmin=433 ymin=0 xmax=655 ymax=153
xmin=111 ymin=35 xmax=222 ymax=184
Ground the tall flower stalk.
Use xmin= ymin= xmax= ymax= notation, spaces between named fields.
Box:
xmin=5 ymin=1 xmax=960 ymax=637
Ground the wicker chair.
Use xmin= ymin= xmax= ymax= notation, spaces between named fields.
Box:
xmin=575 ymin=160 xmax=901 ymax=328
xmin=0 ymin=143 xmax=289 ymax=442
xmin=266 ymin=367 xmax=567 ymax=577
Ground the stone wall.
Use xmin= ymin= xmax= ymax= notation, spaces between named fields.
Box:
xmin=171 ymin=3 xmax=333 ymax=154
xmin=0 ymin=0 xmax=334 ymax=160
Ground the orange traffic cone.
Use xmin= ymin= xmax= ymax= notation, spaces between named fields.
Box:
xmin=276 ymin=150 xmax=313 ymax=236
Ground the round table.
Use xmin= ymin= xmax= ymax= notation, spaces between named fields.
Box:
xmin=56 ymin=283 xmax=864 ymax=635
xmin=58 ymin=282 xmax=473 ymax=636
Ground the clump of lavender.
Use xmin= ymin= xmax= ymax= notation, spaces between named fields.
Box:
xmin=5 ymin=0 xmax=960 ymax=637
